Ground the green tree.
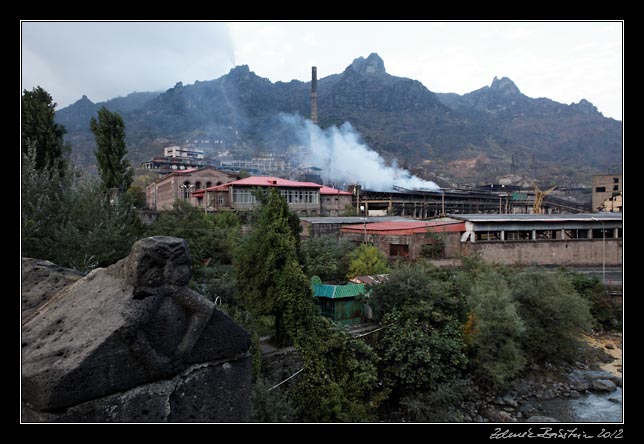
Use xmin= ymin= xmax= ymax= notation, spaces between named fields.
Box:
xmin=369 ymin=264 xmax=468 ymax=417
xmin=235 ymin=188 xmax=313 ymax=346
xmin=511 ymin=269 xmax=593 ymax=363
xmin=345 ymin=244 xmax=390 ymax=279
xmin=370 ymin=262 xmax=466 ymax=321
xmin=52 ymin=177 xmax=144 ymax=271
xmin=22 ymin=143 xmax=69 ymax=261
xmin=125 ymin=185 xmax=146 ymax=209
xmin=563 ymin=269 xmax=621 ymax=330
xmin=90 ymin=107 xmax=133 ymax=191
xmin=463 ymin=271 xmax=526 ymax=385
xmin=292 ymin=317 xmax=382 ymax=422
xmin=22 ymin=148 xmax=143 ymax=273
xmin=21 ymin=86 xmax=69 ymax=175
xmin=301 ymin=235 xmax=356 ymax=281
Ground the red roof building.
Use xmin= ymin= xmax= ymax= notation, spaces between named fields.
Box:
xmin=340 ymin=220 xmax=466 ymax=260
xmin=191 ymin=176 xmax=352 ymax=217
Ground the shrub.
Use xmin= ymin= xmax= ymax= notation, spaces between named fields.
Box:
xmin=511 ymin=269 xmax=593 ymax=363
xmin=464 ymin=271 xmax=526 ymax=385
xmin=563 ymin=270 xmax=622 ymax=331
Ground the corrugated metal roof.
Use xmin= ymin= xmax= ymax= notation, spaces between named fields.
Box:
xmin=312 ymin=283 xmax=366 ymax=299
xmin=342 ymin=220 xmax=463 ymax=232
xmin=445 ymin=213 xmax=622 ymax=223
xmin=350 ymin=274 xmax=389 ymax=285
xmin=301 ymin=216 xmax=414 ymax=224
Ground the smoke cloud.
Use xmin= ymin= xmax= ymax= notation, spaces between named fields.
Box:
xmin=282 ymin=114 xmax=439 ymax=192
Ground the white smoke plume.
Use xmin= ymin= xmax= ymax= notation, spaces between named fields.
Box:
xmin=282 ymin=114 xmax=439 ymax=192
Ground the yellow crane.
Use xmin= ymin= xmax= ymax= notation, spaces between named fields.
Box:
xmin=533 ymin=184 xmax=557 ymax=214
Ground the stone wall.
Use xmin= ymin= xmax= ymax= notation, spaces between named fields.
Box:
xmin=463 ymin=239 xmax=622 ymax=266
xmin=21 ymin=236 xmax=252 ymax=422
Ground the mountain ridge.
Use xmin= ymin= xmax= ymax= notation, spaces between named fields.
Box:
xmin=55 ymin=53 xmax=622 ymax=186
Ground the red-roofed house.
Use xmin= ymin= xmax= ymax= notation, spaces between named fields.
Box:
xmin=340 ymin=220 xmax=466 ymax=260
xmin=192 ymin=176 xmax=350 ymax=216
xmin=146 ymin=167 xmax=240 ymax=211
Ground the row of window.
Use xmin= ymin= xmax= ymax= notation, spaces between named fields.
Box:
xmin=278 ymin=189 xmax=319 ymax=205
xmin=475 ymin=228 xmax=622 ymax=242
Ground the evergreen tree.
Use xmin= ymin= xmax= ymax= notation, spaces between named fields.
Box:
xmin=235 ymin=188 xmax=314 ymax=346
xmin=90 ymin=107 xmax=133 ymax=191
xmin=21 ymin=86 xmax=69 ymax=174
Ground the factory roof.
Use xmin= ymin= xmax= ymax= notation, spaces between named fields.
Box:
xmin=341 ymin=220 xmax=465 ymax=235
xmin=443 ymin=213 xmax=622 ymax=223
xmin=300 ymin=216 xmax=414 ymax=224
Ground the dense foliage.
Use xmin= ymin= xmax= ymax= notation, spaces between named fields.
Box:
xmin=511 ymin=269 xmax=593 ymax=363
xmin=345 ymin=244 xmax=390 ymax=279
xmin=234 ymin=188 xmax=312 ymax=346
xmin=22 ymin=148 xmax=143 ymax=272
xmin=563 ymin=269 xmax=622 ymax=330
xmin=301 ymin=235 xmax=356 ymax=281
xmin=21 ymin=86 xmax=69 ymax=175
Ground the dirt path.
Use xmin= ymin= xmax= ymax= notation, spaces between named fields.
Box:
xmin=584 ymin=332 xmax=622 ymax=377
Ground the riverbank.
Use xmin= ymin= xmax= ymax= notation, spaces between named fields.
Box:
xmin=460 ymin=331 xmax=623 ymax=423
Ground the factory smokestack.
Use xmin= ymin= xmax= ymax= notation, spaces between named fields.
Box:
xmin=311 ymin=66 xmax=318 ymax=125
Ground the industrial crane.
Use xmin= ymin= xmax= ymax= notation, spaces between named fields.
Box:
xmin=533 ymin=184 xmax=557 ymax=214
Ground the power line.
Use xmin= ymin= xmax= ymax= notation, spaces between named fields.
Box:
xmin=267 ymin=368 xmax=303 ymax=392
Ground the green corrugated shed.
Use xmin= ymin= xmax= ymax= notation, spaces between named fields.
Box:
xmin=311 ymin=279 xmax=366 ymax=326
xmin=312 ymin=283 xmax=365 ymax=299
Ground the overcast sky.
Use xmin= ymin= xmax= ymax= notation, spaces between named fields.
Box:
xmin=21 ymin=21 xmax=623 ymax=120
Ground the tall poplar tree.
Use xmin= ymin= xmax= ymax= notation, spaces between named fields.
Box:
xmin=90 ymin=107 xmax=133 ymax=190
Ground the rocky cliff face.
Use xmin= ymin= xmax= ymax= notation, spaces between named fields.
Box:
xmin=21 ymin=236 xmax=252 ymax=423
xmin=55 ymin=53 xmax=621 ymax=185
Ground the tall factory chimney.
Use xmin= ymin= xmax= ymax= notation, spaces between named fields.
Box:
xmin=311 ymin=66 xmax=318 ymax=125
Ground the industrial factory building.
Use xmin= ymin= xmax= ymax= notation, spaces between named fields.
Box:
xmin=592 ymin=173 xmax=623 ymax=212
xmin=191 ymin=176 xmax=351 ymax=217
xmin=338 ymin=213 xmax=622 ymax=267
xmin=145 ymin=167 xmax=240 ymax=211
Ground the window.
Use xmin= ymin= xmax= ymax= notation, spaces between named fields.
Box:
xmin=390 ymin=244 xmax=409 ymax=257
xmin=563 ymin=229 xmax=588 ymax=240
xmin=475 ymin=231 xmax=502 ymax=241
xmin=613 ymin=177 xmax=619 ymax=184
xmin=613 ymin=185 xmax=619 ymax=191
xmin=592 ymin=228 xmax=609 ymax=239
xmin=536 ymin=230 xmax=556 ymax=240
xmin=233 ymin=188 xmax=255 ymax=205
xmin=505 ymin=231 xmax=532 ymax=241
xmin=595 ymin=187 xmax=606 ymax=193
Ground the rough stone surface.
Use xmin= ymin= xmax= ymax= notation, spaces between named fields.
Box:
xmin=591 ymin=379 xmax=617 ymax=392
xmin=22 ymin=357 xmax=252 ymax=423
xmin=526 ymin=415 xmax=559 ymax=423
xmin=21 ymin=258 xmax=83 ymax=322
xmin=22 ymin=236 xmax=251 ymax=422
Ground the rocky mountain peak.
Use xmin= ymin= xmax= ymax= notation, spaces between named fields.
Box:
xmin=571 ymin=98 xmax=601 ymax=116
xmin=349 ymin=53 xmax=386 ymax=76
xmin=490 ymin=76 xmax=522 ymax=96
xmin=74 ymin=95 xmax=94 ymax=105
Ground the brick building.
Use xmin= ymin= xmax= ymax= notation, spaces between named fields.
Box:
xmin=146 ymin=167 xmax=239 ymax=211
